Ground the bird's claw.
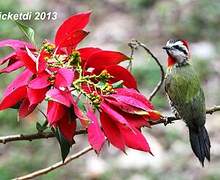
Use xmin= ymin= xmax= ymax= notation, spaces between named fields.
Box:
xmin=163 ymin=116 xmax=175 ymax=126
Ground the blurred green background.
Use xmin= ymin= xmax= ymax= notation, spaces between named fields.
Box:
xmin=0 ymin=0 xmax=220 ymax=179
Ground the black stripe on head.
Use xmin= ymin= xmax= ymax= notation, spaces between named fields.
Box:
xmin=173 ymin=45 xmax=188 ymax=55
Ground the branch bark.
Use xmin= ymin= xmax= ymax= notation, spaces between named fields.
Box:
xmin=206 ymin=105 xmax=220 ymax=114
xmin=0 ymin=129 xmax=87 ymax=144
xmin=8 ymin=105 xmax=220 ymax=179
xmin=150 ymin=105 xmax=220 ymax=125
xmin=1 ymin=106 xmax=220 ymax=144
xmin=13 ymin=145 xmax=93 ymax=180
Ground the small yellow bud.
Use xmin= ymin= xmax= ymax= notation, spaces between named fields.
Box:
xmin=99 ymin=70 xmax=112 ymax=79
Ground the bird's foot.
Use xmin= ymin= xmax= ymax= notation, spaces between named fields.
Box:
xmin=163 ymin=116 xmax=176 ymax=126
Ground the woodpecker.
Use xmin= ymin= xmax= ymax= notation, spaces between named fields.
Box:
xmin=163 ymin=39 xmax=211 ymax=166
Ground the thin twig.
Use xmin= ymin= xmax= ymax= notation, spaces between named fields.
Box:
xmin=150 ymin=105 xmax=220 ymax=125
xmin=1 ymin=108 xmax=219 ymax=179
xmin=10 ymin=106 xmax=220 ymax=180
xmin=37 ymin=107 xmax=48 ymax=120
xmin=127 ymin=41 xmax=138 ymax=71
xmin=0 ymin=129 xmax=87 ymax=144
xmin=150 ymin=116 xmax=180 ymax=125
xmin=132 ymin=40 xmax=165 ymax=101
xmin=13 ymin=145 xmax=93 ymax=180
xmin=206 ymin=105 xmax=220 ymax=114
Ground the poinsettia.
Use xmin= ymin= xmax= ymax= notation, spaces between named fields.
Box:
xmin=0 ymin=69 xmax=33 ymax=110
xmin=85 ymin=88 xmax=160 ymax=153
xmin=0 ymin=11 xmax=162 ymax=161
xmin=0 ymin=40 xmax=35 ymax=73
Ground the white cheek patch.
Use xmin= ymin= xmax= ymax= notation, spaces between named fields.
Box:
xmin=174 ymin=41 xmax=189 ymax=55
xmin=170 ymin=50 xmax=186 ymax=64
xmin=166 ymin=40 xmax=182 ymax=47
xmin=173 ymin=41 xmax=183 ymax=46
xmin=166 ymin=40 xmax=189 ymax=55
xmin=171 ymin=49 xmax=185 ymax=57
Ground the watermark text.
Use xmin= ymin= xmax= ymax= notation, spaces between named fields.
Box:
xmin=0 ymin=12 xmax=58 ymax=21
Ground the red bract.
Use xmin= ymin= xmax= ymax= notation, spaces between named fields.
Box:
xmin=17 ymin=50 xmax=38 ymax=73
xmin=0 ymin=11 xmax=162 ymax=159
xmin=58 ymin=30 xmax=89 ymax=49
xmin=83 ymin=51 xmax=137 ymax=90
xmin=0 ymin=40 xmax=35 ymax=73
xmin=0 ymin=69 xmax=33 ymax=110
xmin=46 ymin=88 xmax=89 ymax=126
xmin=55 ymin=11 xmax=91 ymax=49
xmin=78 ymin=47 xmax=102 ymax=67
xmin=87 ymin=109 xmax=105 ymax=153
xmin=46 ymin=88 xmax=72 ymax=107
xmin=91 ymin=65 xmax=137 ymax=89
xmin=46 ymin=88 xmax=88 ymax=143
xmin=0 ymin=57 xmax=24 ymax=73
xmin=84 ymin=50 xmax=129 ymax=69
xmin=47 ymin=101 xmax=66 ymax=125
xmin=54 ymin=68 xmax=75 ymax=88
xmin=58 ymin=111 xmax=76 ymax=143
xmin=105 ymin=65 xmax=137 ymax=89
xmin=0 ymin=39 xmax=34 ymax=51
xmin=19 ymin=98 xmax=37 ymax=118
xmin=47 ymin=101 xmax=76 ymax=143
xmin=95 ymin=88 xmax=161 ymax=152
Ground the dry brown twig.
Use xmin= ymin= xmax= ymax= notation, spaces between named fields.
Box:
xmin=1 ymin=106 xmax=220 ymax=144
xmin=0 ymin=129 xmax=87 ymax=144
xmin=149 ymin=105 xmax=220 ymax=125
xmin=128 ymin=39 xmax=165 ymax=101
xmin=10 ymin=104 xmax=220 ymax=179
xmin=9 ymin=104 xmax=220 ymax=179
xmin=1 ymin=40 xmax=219 ymax=179
xmin=13 ymin=146 xmax=93 ymax=180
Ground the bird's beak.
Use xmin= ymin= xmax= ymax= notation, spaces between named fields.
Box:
xmin=162 ymin=46 xmax=170 ymax=50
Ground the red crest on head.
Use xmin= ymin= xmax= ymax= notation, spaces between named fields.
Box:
xmin=181 ymin=40 xmax=189 ymax=50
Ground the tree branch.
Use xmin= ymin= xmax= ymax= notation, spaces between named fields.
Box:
xmin=0 ymin=129 xmax=87 ymax=144
xmin=206 ymin=105 xmax=220 ymax=114
xmin=8 ymin=105 xmax=219 ymax=179
xmin=1 ymin=106 xmax=219 ymax=144
xmin=11 ymin=106 xmax=220 ymax=179
xmin=13 ymin=145 xmax=93 ymax=180
xmin=150 ymin=105 xmax=220 ymax=126
xmin=128 ymin=40 xmax=165 ymax=101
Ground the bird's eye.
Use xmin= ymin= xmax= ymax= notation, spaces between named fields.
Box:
xmin=172 ymin=45 xmax=187 ymax=55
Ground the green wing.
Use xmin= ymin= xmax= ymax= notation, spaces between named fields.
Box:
xmin=165 ymin=64 xmax=206 ymax=127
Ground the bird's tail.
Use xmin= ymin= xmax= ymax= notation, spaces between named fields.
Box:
xmin=189 ymin=126 xmax=211 ymax=166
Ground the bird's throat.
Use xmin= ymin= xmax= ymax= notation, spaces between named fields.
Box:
xmin=167 ymin=56 xmax=176 ymax=67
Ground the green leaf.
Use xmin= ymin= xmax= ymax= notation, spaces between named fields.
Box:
xmin=96 ymin=81 xmax=106 ymax=90
xmin=77 ymin=98 xmax=86 ymax=111
xmin=112 ymin=80 xmax=124 ymax=88
xmin=36 ymin=121 xmax=48 ymax=132
xmin=36 ymin=122 xmax=42 ymax=132
xmin=54 ymin=128 xmax=72 ymax=162
xmin=15 ymin=21 xmax=35 ymax=45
